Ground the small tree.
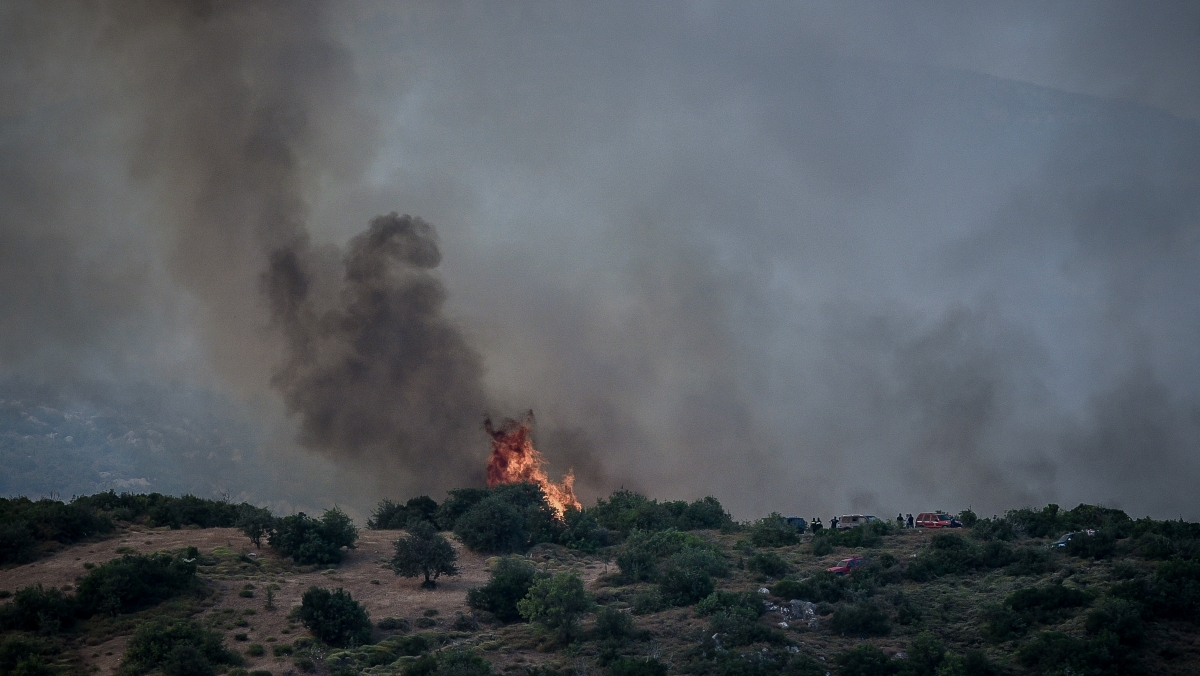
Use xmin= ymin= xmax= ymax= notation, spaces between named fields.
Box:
xmin=235 ymin=505 xmax=276 ymax=549
xmin=296 ymin=587 xmax=371 ymax=648
xmin=391 ymin=521 xmax=459 ymax=589
xmin=517 ymin=572 xmax=594 ymax=641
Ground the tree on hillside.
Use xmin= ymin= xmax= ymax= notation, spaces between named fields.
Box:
xmin=270 ymin=508 xmax=358 ymax=565
xmin=235 ymin=504 xmax=276 ymax=548
xmin=391 ymin=520 xmax=459 ymax=589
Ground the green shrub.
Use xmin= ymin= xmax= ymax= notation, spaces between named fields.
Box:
xmin=466 ymin=557 xmax=539 ymax=622
xmin=557 ymin=507 xmax=612 ymax=552
xmin=969 ymin=517 xmax=1016 ymax=541
xmin=245 ymin=644 xmax=264 ymax=657
xmin=119 ymin=619 xmax=242 ymax=676
xmin=829 ymin=601 xmax=890 ymax=636
xmin=235 ymin=505 xmax=276 ymax=549
xmin=391 ymin=520 xmax=459 ymax=588
xmin=771 ymin=571 xmax=848 ymax=603
xmin=615 ymin=529 xmax=714 ymax=582
xmin=810 ymin=534 xmax=834 ymax=557
xmin=835 ymin=644 xmax=895 ymax=676
xmin=892 ymin=591 xmax=922 ymax=626
xmin=1065 ymin=530 xmax=1117 ymax=559
xmin=749 ymin=513 xmax=800 ymax=547
xmin=76 ymin=552 xmax=198 ymax=616
xmin=708 ymin=607 xmax=782 ymax=646
xmin=296 ymin=587 xmax=371 ymax=648
xmin=1005 ymin=584 xmax=1093 ymax=624
xmin=746 ymin=551 xmax=789 ymax=578
xmin=0 ymin=635 xmax=61 ymax=675
xmin=295 ymin=656 xmax=316 ymax=672
xmin=657 ymin=562 xmax=714 ymax=607
xmin=593 ymin=605 xmax=636 ymax=641
xmin=369 ymin=497 xmax=440 ymax=530
xmin=1017 ymin=630 xmax=1141 ymax=676
xmin=452 ymin=495 xmax=527 ymax=554
xmin=606 ymin=657 xmax=667 ymax=676
xmin=0 ymin=584 xmax=77 ymax=633
xmin=1085 ymin=598 xmax=1144 ymax=646
xmin=517 ymin=572 xmax=594 ymax=640
xmin=1006 ymin=547 xmax=1055 ymax=576
xmin=695 ymin=591 xmax=764 ymax=617
xmin=404 ymin=648 xmax=493 ymax=676
xmin=587 ymin=490 xmax=733 ymax=536
xmin=270 ymin=508 xmax=358 ymax=565
xmin=378 ymin=617 xmax=411 ymax=632
xmin=272 ymin=643 xmax=294 ymax=656
xmin=630 ymin=590 xmax=663 ymax=615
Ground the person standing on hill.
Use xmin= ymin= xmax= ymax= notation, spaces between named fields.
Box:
xmin=897 ymin=513 xmax=905 ymax=529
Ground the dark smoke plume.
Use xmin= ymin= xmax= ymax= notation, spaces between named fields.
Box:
xmin=266 ymin=214 xmax=489 ymax=489
xmin=0 ymin=1 xmax=496 ymax=496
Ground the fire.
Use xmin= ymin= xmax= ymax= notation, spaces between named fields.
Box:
xmin=484 ymin=411 xmax=581 ymax=518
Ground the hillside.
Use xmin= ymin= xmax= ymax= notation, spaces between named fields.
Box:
xmin=1 ymin=491 xmax=1198 ymax=676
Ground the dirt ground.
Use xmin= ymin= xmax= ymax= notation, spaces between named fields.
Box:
xmin=0 ymin=526 xmax=606 ymax=675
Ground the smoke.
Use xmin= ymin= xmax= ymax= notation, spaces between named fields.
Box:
xmin=2 ymin=2 xmax=1199 ymax=519
xmin=267 ymin=213 xmax=489 ymax=490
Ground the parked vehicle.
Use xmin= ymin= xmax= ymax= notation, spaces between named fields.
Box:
xmin=915 ymin=513 xmax=962 ymax=529
xmin=835 ymin=514 xmax=879 ymax=530
xmin=827 ymin=556 xmax=866 ymax=575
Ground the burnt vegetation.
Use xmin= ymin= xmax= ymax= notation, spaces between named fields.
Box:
xmin=2 ymin=491 xmax=1200 ymax=675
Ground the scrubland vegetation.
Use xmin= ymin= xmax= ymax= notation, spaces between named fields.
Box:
xmin=2 ymin=489 xmax=1199 ymax=676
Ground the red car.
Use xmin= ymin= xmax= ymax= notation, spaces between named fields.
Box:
xmin=827 ymin=556 xmax=866 ymax=575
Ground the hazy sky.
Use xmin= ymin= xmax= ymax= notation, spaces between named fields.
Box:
xmin=2 ymin=2 xmax=1198 ymax=520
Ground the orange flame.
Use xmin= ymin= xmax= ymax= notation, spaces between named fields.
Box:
xmin=484 ymin=411 xmax=580 ymax=518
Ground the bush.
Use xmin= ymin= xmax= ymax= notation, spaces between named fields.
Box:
xmin=378 ymin=617 xmax=411 ymax=632
xmin=404 ymin=648 xmax=493 ymax=676
xmin=836 ymin=644 xmax=895 ymax=676
xmin=1085 ymin=598 xmax=1144 ymax=646
xmin=630 ymin=590 xmax=663 ymax=615
xmin=369 ymin=497 xmax=440 ymax=530
xmin=615 ymin=529 xmax=715 ymax=582
xmin=0 ymin=584 xmax=77 ymax=634
xmin=1017 ymin=630 xmax=1141 ymax=676
xmin=695 ymin=591 xmax=764 ymax=618
xmin=657 ymin=562 xmax=714 ymax=607
xmin=810 ymin=535 xmax=833 ymax=557
xmin=466 ymin=557 xmax=540 ymax=622
xmin=588 ymin=490 xmax=733 ymax=536
xmin=557 ymin=507 xmax=611 ymax=552
xmin=984 ymin=584 xmax=1092 ymax=640
xmin=1006 ymin=547 xmax=1055 ymax=576
xmin=392 ymin=520 xmax=458 ymax=588
xmin=770 ymin=571 xmax=848 ymax=603
xmin=607 ymin=658 xmax=667 ymax=676
xmin=517 ymin=572 xmax=594 ymax=640
xmin=76 ymin=552 xmax=198 ymax=617
xmin=593 ymin=605 xmax=636 ymax=641
xmin=1066 ymin=530 xmax=1117 ymax=559
xmin=119 ymin=619 xmax=242 ymax=676
xmin=296 ymin=587 xmax=371 ymax=648
xmin=245 ymin=644 xmax=264 ymax=657
xmin=708 ymin=607 xmax=782 ymax=647
xmin=0 ymin=636 xmax=61 ymax=675
xmin=746 ymin=551 xmax=789 ymax=578
xmin=969 ymin=517 xmax=1016 ymax=541
xmin=829 ymin=601 xmax=890 ymax=637
xmin=749 ymin=513 xmax=800 ymax=548
xmin=452 ymin=495 xmax=526 ymax=554
xmin=270 ymin=508 xmax=358 ymax=565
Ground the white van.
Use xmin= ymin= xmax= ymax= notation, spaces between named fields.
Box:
xmin=835 ymin=514 xmax=879 ymax=530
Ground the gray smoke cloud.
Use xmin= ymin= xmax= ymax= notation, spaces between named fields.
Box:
xmin=2 ymin=2 xmax=1198 ymax=519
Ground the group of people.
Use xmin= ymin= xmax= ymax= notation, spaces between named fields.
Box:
xmin=807 ymin=516 xmax=843 ymax=532
xmin=896 ymin=513 xmax=915 ymax=528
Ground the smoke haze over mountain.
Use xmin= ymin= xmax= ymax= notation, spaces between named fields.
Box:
xmin=1 ymin=2 xmax=1198 ymax=519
